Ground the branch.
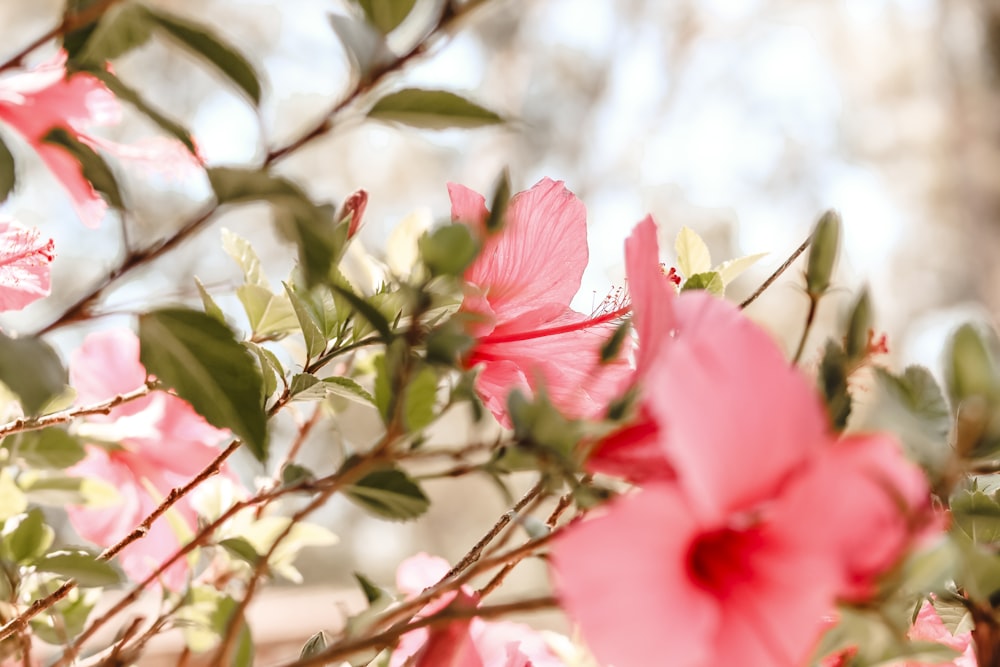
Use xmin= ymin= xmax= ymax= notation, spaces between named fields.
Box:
xmin=0 ymin=381 xmax=154 ymax=439
xmin=739 ymin=233 xmax=811 ymax=309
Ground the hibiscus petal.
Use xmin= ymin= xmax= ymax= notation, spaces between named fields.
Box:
xmin=647 ymin=292 xmax=828 ymax=521
xmin=624 ymin=215 xmax=676 ymax=377
xmin=552 ymin=484 xmax=719 ymax=667
xmin=448 ymin=182 xmax=489 ymax=229
xmin=70 ymin=330 xmax=148 ymax=404
xmin=0 ymin=218 xmax=53 ymax=311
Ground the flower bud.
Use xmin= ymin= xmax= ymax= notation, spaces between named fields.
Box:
xmin=338 ymin=189 xmax=368 ymax=239
xmin=806 ymin=210 xmax=841 ymax=296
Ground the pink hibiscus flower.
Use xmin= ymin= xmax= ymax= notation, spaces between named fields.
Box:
xmin=390 ymin=553 xmax=566 ymax=667
xmin=551 ymin=218 xmax=934 ymax=667
xmin=0 ymin=51 xmax=200 ymax=228
xmin=448 ymin=178 xmax=632 ymax=427
xmin=0 ymin=217 xmax=54 ymax=311
xmin=66 ymin=330 xmax=231 ymax=590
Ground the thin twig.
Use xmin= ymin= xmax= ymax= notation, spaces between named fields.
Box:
xmin=739 ymin=234 xmax=812 ymax=309
xmin=791 ymin=293 xmax=820 ymax=365
xmin=0 ymin=382 xmax=154 ymax=439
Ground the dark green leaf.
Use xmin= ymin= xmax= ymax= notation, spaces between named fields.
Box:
xmin=330 ymin=284 xmax=392 ymax=341
xmin=681 ymin=271 xmax=724 ymax=295
xmin=15 ymin=428 xmax=86 ymax=469
xmin=403 ymin=366 xmax=438 ymax=431
xmin=42 ymin=128 xmax=123 ymax=210
xmin=3 ymin=509 xmax=54 ymax=564
xmin=806 ymin=210 xmax=841 ymax=295
xmin=356 ymin=0 xmax=417 ymax=33
xmin=353 ymin=572 xmax=384 ymax=604
xmin=219 ymin=537 xmax=261 ymax=566
xmin=74 ymin=3 xmax=155 ymax=66
xmin=419 ymin=224 xmax=480 ymax=277
xmin=373 ymin=353 xmax=391 ymax=423
xmin=281 ymin=463 xmax=315 ymax=489
xmin=299 ymin=630 xmax=330 ymax=659
xmin=425 ymin=318 xmax=475 ymax=366
xmin=328 ymin=14 xmax=393 ymax=77
xmin=600 ymin=319 xmax=631 ymax=363
xmin=952 ymin=490 xmax=1000 ymax=544
xmin=244 ymin=342 xmax=279 ymax=402
xmin=0 ymin=135 xmax=15 ymax=203
xmin=139 ymin=308 xmax=267 ymax=460
xmin=485 ymin=168 xmax=510 ymax=233
xmin=344 ymin=467 xmax=429 ymax=521
xmin=818 ymin=339 xmax=851 ymax=431
xmin=35 ymin=550 xmax=122 ymax=587
xmin=143 ymin=7 xmax=261 ymax=104
xmin=368 ymin=89 xmax=503 ymax=130
xmin=0 ymin=333 xmax=67 ymax=416
xmin=80 ymin=68 xmax=197 ymax=153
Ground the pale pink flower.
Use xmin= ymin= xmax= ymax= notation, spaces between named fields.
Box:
xmin=0 ymin=51 xmax=200 ymax=228
xmin=0 ymin=217 xmax=53 ymax=311
xmin=391 ymin=553 xmax=566 ymax=667
xmin=449 ymin=178 xmax=631 ymax=427
xmin=902 ymin=601 xmax=977 ymax=667
xmin=66 ymin=330 xmax=231 ymax=590
xmin=551 ymin=219 xmax=934 ymax=667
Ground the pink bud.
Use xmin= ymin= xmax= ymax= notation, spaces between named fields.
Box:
xmin=339 ymin=189 xmax=368 ymax=238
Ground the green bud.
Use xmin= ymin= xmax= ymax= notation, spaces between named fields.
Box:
xmin=806 ymin=210 xmax=841 ymax=296
xmin=486 ymin=167 xmax=511 ymax=234
xmin=946 ymin=323 xmax=1000 ymax=408
xmin=845 ymin=287 xmax=872 ymax=361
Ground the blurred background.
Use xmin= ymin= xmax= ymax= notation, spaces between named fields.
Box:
xmin=0 ymin=0 xmax=996 ymax=661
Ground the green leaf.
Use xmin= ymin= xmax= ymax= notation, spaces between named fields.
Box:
xmin=715 ymin=252 xmax=768 ymax=286
xmin=681 ymin=271 xmax=724 ymax=296
xmin=356 ymin=0 xmax=417 ymax=33
xmin=419 ymin=224 xmax=480 ymax=277
xmin=289 ymin=373 xmax=329 ymax=402
xmin=368 ymin=89 xmax=504 ymax=130
xmin=3 ymin=509 xmax=54 ymax=564
xmin=299 ymin=630 xmax=330 ymax=659
xmin=330 ymin=283 xmax=392 ymax=341
xmin=818 ymin=340 xmax=852 ymax=430
xmin=284 ymin=284 xmax=326 ymax=359
xmin=219 ymin=537 xmax=261 ymax=566
xmin=952 ymin=489 xmax=1000 ymax=544
xmin=353 ymin=572 xmax=384 ymax=604
xmin=14 ymin=428 xmax=86 ymax=469
xmin=600 ymin=319 xmax=631 ymax=364
xmin=845 ymin=288 xmax=873 ymax=362
xmin=0 ymin=135 xmax=15 ymax=204
xmin=0 ymin=470 xmax=26 ymax=521
xmin=675 ymin=227 xmax=712 ymax=277
xmin=19 ymin=473 xmax=118 ymax=508
xmin=143 ymin=7 xmax=261 ymax=104
xmin=243 ymin=341 xmax=280 ymax=402
xmin=280 ymin=463 xmax=315 ymax=489
xmin=74 ymin=2 xmax=155 ymax=65
xmin=947 ymin=323 xmax=1000 ymax=408
xmin=29 ymin=587 xmax=96 ymax=644
xmin=79 ymin=68 xmax=197 ymax=153
xmin=952 ymin=536 xmax=1000 ymax=604
xmin=35 ymin=550 xmax=122 ymax=587
xmin=195 ymin=277 xmax=227 ymax=324
xmin=404 ymin=366 xmax=438 ymax=431
xmin=222 ymin=228 xmax=268 ymax=288
xmin=344 ymin=467 xmax=430 ymax=521
xmin=486 ymin=168 xmax=511 ymax=233
xmin=328 ymin=14 xmax=393 ymax=77
xmin=208 ymin=168 xmax=339 ymax=287
xmin=139 ymin=308 xmax=267 ymax=460
xmin=0 ymin=333 xmax=67 ymax=416
xmin=42 ymin=128 xmax=123 ymax=210
xmin=322 ymin=376 xmax=375 ymax=406
xmin=236 ymin=284 xmax=298 ymax=337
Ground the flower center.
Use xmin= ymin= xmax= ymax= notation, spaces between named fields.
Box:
xmin=687 ymin=523 xmax=764 ymax=596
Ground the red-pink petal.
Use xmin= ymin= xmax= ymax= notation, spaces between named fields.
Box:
xmin=624 ymin=215 xmax=676 ymax=377
xmin=70 ymin=330 xmax=148 ymax=404
xmin=552 ymin=484 xmax=719 ymax=667
xmin=448 ymin=182 xmax=489 ymax=230
xmin=0 ymin=218 xmax=53 ymax=311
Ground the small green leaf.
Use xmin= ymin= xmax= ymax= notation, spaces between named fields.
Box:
xmin=818 ymin=339 xmax=851 ymax=430
xmin=600 ymin=320 xmax=631 ymax=364
xmin=284 ymin=284 xmax=326 ymax=359
xmin=0 ymin=135 xmax=15 ymax=203
xmin=952 ymin=490 xmax=1000 ymax=544
xmin=404 ymin=366 xmax=438 ymax=432
xmin=486 ymin=168 xmax=510 ymax=233
xmin=3 ymin=508 xmax=54 ymax=563
xmin=237 ymin=285 xmax=298 ymax=337
xmin=322 ymin=376 xmax=375 ymax=406
xmin=139 ymin=308 xmax=267 ymax=460
xmin=219 ymin=537 xmax=261 ymax=566
xmin=29 ymin=587 xmax=96 ymax=644
xmin=353 ymin=572 xmax=384 ymax=604
xmin=681 ymin=271 xmax=724 ymax=296
xmin=328 ymin=14 xmax=393 ymax=77
xmin=806 ymin=210 xmax=841 ymax=295
xmin=330 ymin=284 xmax=392 ymax=341
xmin=299 ymin=630 xmax=330 ymax=659
xmin=0 ymin=470 xmax=27 ymax=521
xmin=419 ymin=224 xmax=480 ymax=277
xmin=244 ymin=341 xmax=280 ymax=402
xmin=74 ymin=3 xmax=155 ymax=65
xmin=143 ymin=7 xmax=261 ymax=104
xmin=14 ymin=428 xmax=86 ymax=469
xmin=0 ymin=333 xmax=67 ymax=416
xmin=42 ymin=128 xmax=123 ymax=210
xmin=356 ymin=0 xmax=417 ymax=33
xmin=368 ymin=89 xmax=503 ymax=130
xmin=715 ymin=252 xmax=768 ymax=286
xmin=281 ymin=463 xmax=315 ymax=488
xmin=947 ymin=323 xmax=1000 ymax=408
xmin=36 ymin=550 xmax=123 ymax=587
xmin=344 ymin=467 xmax=430 ymax=521
xmin=425 ymin=318 xmax=475 ymax=366
xmin=289 ymin=373 xmax=329 ymax=402
xmin=675 ymin=227 xmax=712 ymax=277
xmin=194 ymin=277 xmax=227 ymax=324
xmin=222 ymin=228 xmax=269 ymax=288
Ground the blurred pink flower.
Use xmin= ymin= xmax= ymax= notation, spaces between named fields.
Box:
xmin=903 ymin=601 xmax=976 ymax=667
xmin=449 ymin=178 xmax=631 ymax=427
xmin=0 ymin=217 xmax=53 ymax=311
xmin=391 ymin=553 xmax=565 ymax=667
xmin=551 ymin=219 xmax=934 ymax=667
xmin=0 ymin=51 xmax=200 ymax=228
xmin=66 ymin=330 xmax=231 ymax=590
